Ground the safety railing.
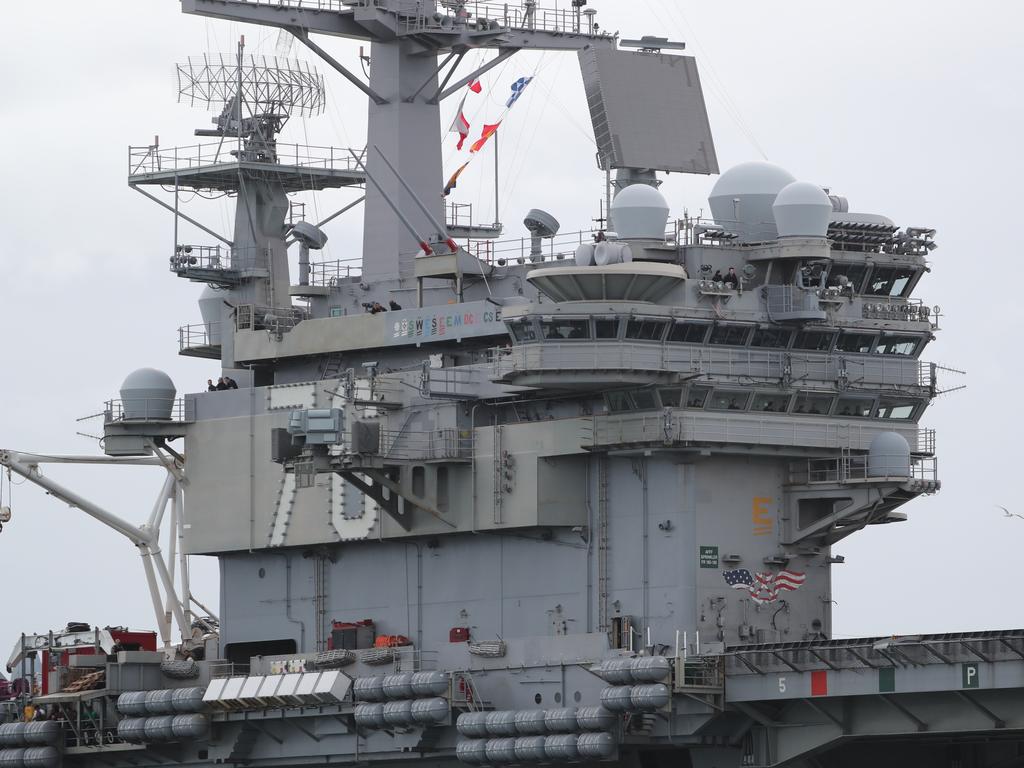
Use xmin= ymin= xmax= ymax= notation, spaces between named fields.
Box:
xmin=493 ymin=341 xmax=932 ymax=393
xmin=235 ymin=304 xmax=309 ymax=333
xmin=590 ymin=411 xmax=934 ymax=455
xmin=170 ymin=244 xmax=267 ymax=273
xmin=379 ymin=427 xmax=473 ymax=461
xmin=466 ymin=227 xmax=601 ymax=266
xmin=309 ymin=258 xmax=361 ymax=287
xmin=789 ymin=454 xmax=939 ymax=486
xmin=104 ymin=398 xmax=196 ymax=424
xmin=401 ymin=1 xmax=608 ymax=36
xmin=723 ymin=629 xmax=1024 ymax=677
xmin=129 ymin=142 xmax=366 ymax=175
xmin=208 ymin=661 xmax=250 ymax=679
xmin=179 ymin=322 xmax=221 ymax=353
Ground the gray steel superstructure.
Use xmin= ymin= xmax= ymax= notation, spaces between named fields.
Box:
xmin=1 ymin=2 xmax=1021 ymax=767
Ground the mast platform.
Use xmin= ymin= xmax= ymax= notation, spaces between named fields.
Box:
xmin=128 ymin=142 xmax=366 ymax=193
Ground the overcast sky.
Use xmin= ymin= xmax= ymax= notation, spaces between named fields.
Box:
xmin=0 ymin=0 xmax=1021 ymax=653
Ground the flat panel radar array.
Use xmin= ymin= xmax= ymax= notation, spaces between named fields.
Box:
xmin=579 ymin=48 xmax=719 ymax=174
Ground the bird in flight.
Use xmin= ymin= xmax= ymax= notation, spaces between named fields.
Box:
xmin=998 ymin=505 xmax=1024 ymax=520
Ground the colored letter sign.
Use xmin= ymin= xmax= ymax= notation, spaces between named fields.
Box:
xmin=752 ymin=497 xmax=773 ymax=536
xmin=810 ymin=670 xmax=828 ymax=696
xmin=699 ymin=546 xmax=719 ymax=569
xmin=962 ymin=663 xmax=979 ymax=689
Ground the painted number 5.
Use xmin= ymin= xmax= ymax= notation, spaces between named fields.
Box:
xmin=778 ymin=676 xmax=787 ymax=694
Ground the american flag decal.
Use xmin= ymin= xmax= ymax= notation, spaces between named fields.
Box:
xmin=723 ymin=569 xmax=806 ymax=604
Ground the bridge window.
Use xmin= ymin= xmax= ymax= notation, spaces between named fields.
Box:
xmin=658 ymin=388 xmax=682 ymax=408
xmin=626 ymin=319 xmax=669 ymax=341
xmin=668 ymin=321 xmax=710 ymax=344
xmin=877 ymin=398 xmax=916 ymax=420
xmin=541 ymin=318 xmax=590 ymax=340
xmin=594 ymin=318 xmax=620 ymax=339
xmin=606 ymin=391 xmax=633 ymax=413
xmin=875 ymin=335 xmax=920 ymax=356
xmin=752 ymin=393 xmax=792 ymax=413
xmin=835 ymin=332 xmax=877 ymax=354
xmin=834 ymin=396 xmax=874 ymax=418
xmin=709 ymin=324 xmax=752 ymax=346
xmin=509 ymin=320 xmax=537 ymax=342
xmin=632 ymin=389 xmax=658 ymax=410
xmin=751 ymin=327 xmax=793 ymax=348
xmin=708 ymin=390 xmax=751 ymax=411
xmin=685 ymin=386 xmax=712 ymax=409
xmin=826 ymin=262 xmax=869 ymax=293
xmin=792 ymin=392 xmax=832 ymax=415
xmin=793 ymin=330 xmax=836 ymax=352
xmin=867 ymin=266 xmax=917 ymax=297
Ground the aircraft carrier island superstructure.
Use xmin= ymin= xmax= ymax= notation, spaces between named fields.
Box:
xmin=1 ymin=2 xmax=1020 ymax=767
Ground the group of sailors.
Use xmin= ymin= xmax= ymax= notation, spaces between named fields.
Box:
xmin=207 ymin=377 xmax=238 ymax=391
xmin=711 ymin=267 xmax=740 ymax=288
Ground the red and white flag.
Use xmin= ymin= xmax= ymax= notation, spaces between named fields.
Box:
xmin=449 ymin=94 xmax=470 ymax=150
xmin=470 ymin=121 xmax=501 ymax=153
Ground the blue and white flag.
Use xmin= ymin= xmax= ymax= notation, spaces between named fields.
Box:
xmin=506 ymin=76 xmax=534 ymax=108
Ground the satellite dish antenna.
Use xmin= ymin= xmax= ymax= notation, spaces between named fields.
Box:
xmin=291 ymin=221 xmax=329 ymax=287
xmin=524 ymin=209 xmax=560 ymax=263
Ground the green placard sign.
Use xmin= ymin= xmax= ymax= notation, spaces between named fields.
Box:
xmin=699 ymin=546 xmax=719 ymax=569
xmin=878 ymin=667 xmax=895 ymax=693
xmin=962 ymin=662 xmax=980 ymax=689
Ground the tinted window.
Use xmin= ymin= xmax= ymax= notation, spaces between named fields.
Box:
xmin=827 ymin=262 xmax=869 ymax=293
xmin=876 ymin=336 xmax=920 ymax=356
xmin=708 ymin=391 xmax=750 ymax=411
xmin=752 ymin=393 xmax=792 ymax=413
xmin=625 ymin=319 xmax=669 ymax=341
xmin=793 ymin=330 xmax=835 ymax=351
xmin=510 ymin=321 xmax=536 ymax=342
xmin=542 ymin=319 xmax=590 ymax=340
xmin=835 ymin=332 xmax=877 ymax=354
xmin=709 ymin=325 xmax=752 ymax=346
xmin=607 ymin=391 xmax=632 ymax=412
xmin=595 ymin=319 xmax=620 ymax=339
xmin=877 ymin=398 xmax=916 ymax=420
xmin=751 ymin=327 xmax=793 ymax=348
xmin=685 ymin=387 xmax=711 ymax=408
xmin=632 ymin=390 xmax=658 ymax=410
xmin=793 ymin=393 xmax=832 ymax=415
xmin=659 ymin=388 xmax=682 ymax=408
xmin=668 ymin=322 xmax=710 ymax=343
xmin=834 ymin=397 xmax=874 ymax=418
xmin=867 ymin=267 xmax=917 ymax=297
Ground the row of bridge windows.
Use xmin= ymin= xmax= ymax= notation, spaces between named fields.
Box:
xmin=606 ymin=385 xmax=919 ymax=421
xmin=509 ymin=317 xmax=924 ymax=357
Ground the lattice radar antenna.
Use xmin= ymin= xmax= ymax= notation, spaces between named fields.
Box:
xmin=176 ymin=53 xmax=326 ymax=121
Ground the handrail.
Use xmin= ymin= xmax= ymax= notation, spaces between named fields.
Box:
xmin=129 ymin=142 xmax=366 ymax=176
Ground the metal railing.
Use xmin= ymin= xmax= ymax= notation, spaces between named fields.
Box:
xmin=170 ymin=244 xmax=268 ymax=273
xmin=236 ymin=304 xmax=309 ymax=333
xmin=401 ymin=1 xmax=609 ymax=36
xmin=790 ymin=454 xmax=939 ymax=485
xmin=129 ymin=142 xmax=366 ymax=175
xmin=591 ymin=411 xmax=935 ymax=455
xmin=104 ymin=398 xmax=196 ymax=424
xmin=208 ymin=661 xmax=250 ymax=679
xmin=494 ymin=342 xmax=932 ymax=393
xmin=179 ymin=322 xmax=221 ymax=352
xmin=379 ymin=428 xmax=473 ymax=461
xmin=467 ymin=227 xmax=600 ymax=266
xmin=724 ymin=629 xmax=1024 ymax=677
xmin=309 ymin=258 xmax=361 ymax=287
